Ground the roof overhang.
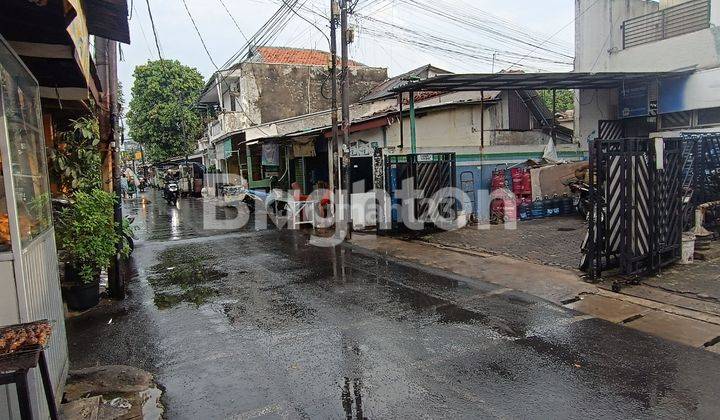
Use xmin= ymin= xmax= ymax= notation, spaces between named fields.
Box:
xmin=0 ymin=0 xmax=130 ymax=104
xmin=84 ymin=0 xmax=131 ymax=44
xmin=391 ymin=71 xmax=695 ymax=92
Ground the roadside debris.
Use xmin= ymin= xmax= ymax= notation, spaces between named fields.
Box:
xmin=61 ymin=365 xmax=163 ymax=420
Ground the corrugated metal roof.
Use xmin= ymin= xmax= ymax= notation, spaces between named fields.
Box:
xmin=362 ymin=64 xmax=452 ymax=102
xmin=392 ymin=71 xmax=694 ymax=92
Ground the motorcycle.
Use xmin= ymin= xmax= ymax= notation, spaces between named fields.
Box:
xmin=164 ymin=181 xmax=179 ymax=206
xmin=138 ymin=177 xmax=147 ymax=193
xmin=565 ymin=179 xmax=591 ymax=220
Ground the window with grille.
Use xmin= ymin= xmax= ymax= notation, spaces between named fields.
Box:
xmin=698 ymin=107 xmax=720 ymax=126
xmin=660 ymin=111 xmax=692 ymax=129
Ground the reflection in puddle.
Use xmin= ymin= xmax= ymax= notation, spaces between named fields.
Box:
xmin=147 ymin=245 xmax=227 ymax=309
xmin=341 ymin=377 xmax=365 ymax=420
xmin=170 ymin=208 xmax=181 ymax=240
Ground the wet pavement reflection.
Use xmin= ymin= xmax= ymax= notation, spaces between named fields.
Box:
xmin=67 ymin=189 xmax=720 ymax=419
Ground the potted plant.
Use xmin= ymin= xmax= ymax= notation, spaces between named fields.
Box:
xmin=56 ymin=189 xmax=130 ymax=310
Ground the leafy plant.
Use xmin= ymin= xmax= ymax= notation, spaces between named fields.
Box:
xmin=55 ymin=189 xmax=130 ymax=284
xmin=48 ymin=116 xmax=102 ymax=194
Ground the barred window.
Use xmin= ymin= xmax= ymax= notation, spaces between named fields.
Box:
xmin=698 ymin=107 xmax=720 ymax=126
xmin=659 ymin=111 xmax=692 ymax=129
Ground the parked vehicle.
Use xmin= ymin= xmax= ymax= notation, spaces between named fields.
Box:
xmin=565 ymin=179 xmax=591 ymax=219
xmin=178 ymin=162 xmax=206 ymax=197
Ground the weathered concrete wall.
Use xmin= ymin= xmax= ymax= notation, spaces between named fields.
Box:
xmin=383 ymin=104 xmax=551 ymax=150
xmin=238 ymin=63 xmax=387 ymax=124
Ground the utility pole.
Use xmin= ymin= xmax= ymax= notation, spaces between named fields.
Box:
xmin=330 ymin=0 xmax=339 ymax=192
xmin=340 ymin=0 xmax=352 ymax=238
xmin=96 ymin=38 xmax=124 ymax=299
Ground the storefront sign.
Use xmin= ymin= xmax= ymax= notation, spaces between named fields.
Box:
xmin=224 ymin=139 xmax=232 ymax=159
xmin=349 ymin=140 xmax=373 ymax=157
xmin=262 ymin=142 xmax=280 ymax=166
xmin=619 ymin=84 xmax=649 ymax=118
xmin=416 ymin=154 xmax=434 ymax=162
xmin=65 ymin=0 xmax=91 ymax=86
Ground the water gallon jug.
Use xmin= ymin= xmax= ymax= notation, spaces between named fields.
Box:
xmin=544 ymin=195 xmax=554 ymax=217
xmin=552 ymin=194 xmax=561 ymax=216
xmin=531 ymin=197 xmax=545 ymax=219
xmin=561 ymin=193 xmax=573 ymax=215
xmin=518 ymin=197 xmax=531 ymax=221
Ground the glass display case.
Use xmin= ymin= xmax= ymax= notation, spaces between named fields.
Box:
xmin=0 ymin=37 xmax=53 ymax=252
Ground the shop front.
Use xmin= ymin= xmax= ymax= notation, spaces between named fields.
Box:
xmin=0 ymin=36 xmax=66 ymax=419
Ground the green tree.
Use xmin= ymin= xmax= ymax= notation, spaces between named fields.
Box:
xmin=127 ymin=60 xmax=204 ymax=163
xmin=538 ymin=89 xmax=575 ymax=113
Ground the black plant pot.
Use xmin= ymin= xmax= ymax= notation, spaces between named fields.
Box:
xmin=63 ymin=265 xmax=100 ymax=311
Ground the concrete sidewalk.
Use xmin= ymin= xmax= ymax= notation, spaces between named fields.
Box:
xmin=349 ymin=233 xmax=720 ymax=353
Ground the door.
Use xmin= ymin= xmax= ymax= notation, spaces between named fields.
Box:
xmin=350 ymin=157 xmax=375 ymax=228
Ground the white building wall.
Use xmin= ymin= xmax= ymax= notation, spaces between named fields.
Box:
xmin=384 ymin=105 xmax=493 ymax=149
xmin=575 ymin=0 xmax=720 ymax=143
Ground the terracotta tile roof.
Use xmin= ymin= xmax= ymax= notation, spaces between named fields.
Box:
xmin=254 ymin=47 xmax=364 ymax=67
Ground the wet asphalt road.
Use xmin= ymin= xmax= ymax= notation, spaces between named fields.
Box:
xmin=67 ymin=190 xmax=720 ymax=419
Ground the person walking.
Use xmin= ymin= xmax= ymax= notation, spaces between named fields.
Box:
xmin=120 ymin=174 xmax=129 ymax=199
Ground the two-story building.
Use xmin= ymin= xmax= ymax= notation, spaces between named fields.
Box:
xmin=575 ymin=0 xmax=720 ymax=142
xmin=197 ymin=46 xmax=388 ymax=174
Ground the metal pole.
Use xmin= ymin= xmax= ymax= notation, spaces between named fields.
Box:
xmin=409 ymin=91 xmax=417 ymax=154
xmin=398 ymin=93 xmax=404 ymax=149
xmin=97 ymin=38 xmax=125 ymax=299
xmin=552 ymin=89 xmax=557 ymax=145
xmin=480 ymin=90 xmax=485 ymax=149
xmin=340 ymin=0 xmax=352 ymax=237
xmin=140 ymin=143 xmax=147 ymax=178
xmin=330 ymin=0 xmax=339 ymax=192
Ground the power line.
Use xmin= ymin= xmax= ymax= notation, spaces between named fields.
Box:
xmin=505 ymin=0 xmax=603 ymax=70
xmin=216 ymin=0 xmax=251 ymax=44
xmin=130 ymin=0 xmax=154 ymax=58
xmin=278 ymin=0 xmax=330 ymax=47
xmin=144 ymin=0 xmax=163 ymax=60
xmin=180 ymin=0 xmax=219 ymax=69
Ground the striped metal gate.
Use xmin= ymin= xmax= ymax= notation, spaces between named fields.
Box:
xmin=384 ymin=153 xmax=456 ymax=230
xmin=584 ymin=136 xmax=683 ymax=279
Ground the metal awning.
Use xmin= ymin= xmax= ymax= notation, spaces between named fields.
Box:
xmin=391 ymin=71 xmax=694 ymax=92
xmin=84 ymin=0 xmax=131 ymax=44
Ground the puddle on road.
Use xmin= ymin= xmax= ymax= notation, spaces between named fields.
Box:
xmin=148 ymin=245 xmax=228 ymax=309
xmin=341 ymin=377 xmax=366 ymax=420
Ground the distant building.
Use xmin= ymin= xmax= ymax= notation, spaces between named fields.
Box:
xmin=205 ymin=64 xmax=581 ymax=221
xmin=197 ymin=46 xmax=387 ymax=171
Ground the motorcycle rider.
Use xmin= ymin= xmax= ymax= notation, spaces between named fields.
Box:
xmin=163 ymin=169 xmax=180 ymax=204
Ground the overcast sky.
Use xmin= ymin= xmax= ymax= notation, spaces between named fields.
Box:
xmin=119 ymin=0 xmax=577 ymax=107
